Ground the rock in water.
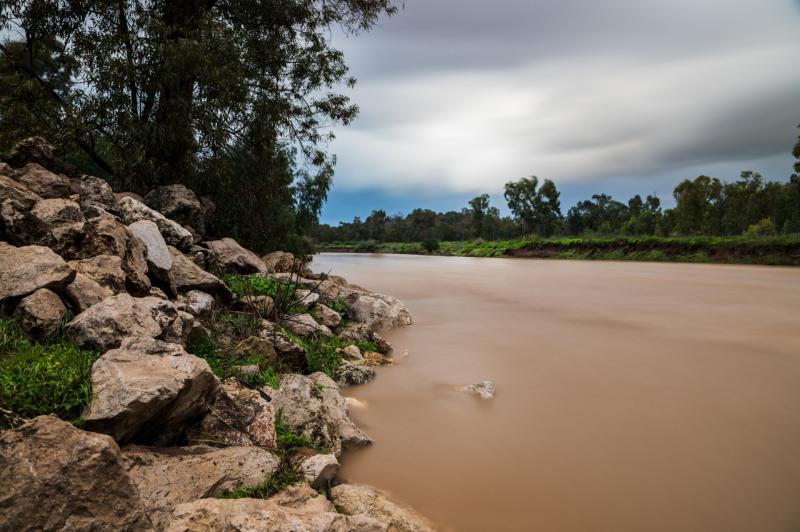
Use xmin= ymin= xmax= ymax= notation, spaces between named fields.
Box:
xmin=336 ymin=361 xmax=376 ymax=386
xmin=121 ymin=444 xmax=280 ymax=530
xmin=0 ymin=416 xmax=153 ymax=531
xmin=346 ymin=292 xmax=413 ymax=330
xmin=0 ymin=242 xmax=75 ymax=301
xmin=83 ymin=336 xmax=218 ymax=444
xmin=330 ymin=483 xmax=436 ymax=532
xmin=463 ymin=380 xmax=496 ymax=399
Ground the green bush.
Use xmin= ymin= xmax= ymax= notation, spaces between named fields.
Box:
xmin=187 ymin=334 xmax=279 ymax=389
xmin=422 ymin=239 xmax=440 ymax=252
xmin=352 ymin=240 xmax=378 ymax=253
xmin=744 ymin=218 xmax=777 ymax=237
xmin=0 ymin=319 xmax=100 ymax=427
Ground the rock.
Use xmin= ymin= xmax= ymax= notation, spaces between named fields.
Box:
xmin=79 ymin=174 xmax=116 ymax=209
xmin=231 ymin=364 xmax=261 ymax=378
xmin=5 ymin=136 xmax=53 ymax=168
xmin=205 ymin=237 xmax=268 ymax=274
xmin=30 ymin=197 xmax=83 ymax=227
xmin=271 ymin=373 xmax=371 ymax=456
xmin=0 ymin=173 xmax=42 ymax=207
xmin=14 ymin=288 xmax=67 ymax=340
xmin=69 ymin=254 xmax=127 ymax=293
xmin=282 ymin=313 xmax=332 ymax=338
xmin=14 ymin=163 xmax=71 ymax=199
xmin=178 ymin=290 xmax=215 ymax=318
xmin=363 ymin=351 xmax=393 ymax=367
xmin=115 ymin=191 xmax=144 ymax=203
xmin=115 ymin=196 xmax=194 ymax=250
xmin=55 ymin=215 xmax=151 ymax=295
xmin=261 ymin=331 xmax=308 ymax=373
xmin=168 ymin=246 xmax=233 ymax=301
xmin=336 ymin=361 xmax=376 ymax=386
xmin=63 ymin=272 xmax=114 ymax=312
xmin=0 ymin=242 xmax=75 ymax=301
xmin=235 ymin=294 xmax=274 ymax=313
xmin=0 ymin=416 xmax=153 ymax=531
xmin=339 ymin=323 xmax=393 ymax=355
xmin=292 ymin=451 xmax=340 ymax=489
xmin=0 ymin=161 xmax=12 ymax=175
xmin=262 ymin=250 xmax=297 ymax=273
xmin=269 ymin=483 xmax=334 ymax=514
xmin=83 ymin=336 xmax=218 ymax=444
xmin=340 ymin=344 xmax=364 ymax=362
xmin=166 ymin=496 xmax=386 ymax=532
xmin=144 ymin=184 xmax=207 ymax=237
xmin=347 ymin=292 xmax=413 ymax=330
xmin=1 ymin=198 xmax=53 ymax=245
xmin=330 ymin=484 xmax=435 ymax=532
xmin=316 ymin=303 xmax=343 ymax=328
xmin=127 ymin=219 xmax=176 ymax=296
xmin=186 ymin=380 xmax=276 ymax=448
xmin=148 ymin=286 xmax=169 ymax=299
xmin=234 ymin=335 xmax=279 ymax=367
xmin=122 ymin=444 xmax=280 ymax=530
xmin=66 ymin=293 xmax=187 ymax=351
xmin=463 ymin=380 xmax=496 ymax=399
xmin=294 ymin=288 xmax=320 ymax=309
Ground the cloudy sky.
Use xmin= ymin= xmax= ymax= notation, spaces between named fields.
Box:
xmin=320 ymin=0 xmax=800 ymax=224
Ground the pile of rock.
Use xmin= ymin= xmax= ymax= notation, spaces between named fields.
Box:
xmin=0 ymin=137 xmax=428 ymax=531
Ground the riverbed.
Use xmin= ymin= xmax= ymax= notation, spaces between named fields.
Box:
xmin=313 ymin=253 xmax=800 ymax=532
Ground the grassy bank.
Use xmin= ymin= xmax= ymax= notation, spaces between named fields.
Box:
xmin=316 ymin=235 xmax=800 ymax=266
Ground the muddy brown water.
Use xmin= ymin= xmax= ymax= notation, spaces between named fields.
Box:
xmin=313 ymin=253 xmax=800 ymax=532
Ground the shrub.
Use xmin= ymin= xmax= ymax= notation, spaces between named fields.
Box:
xmin=744 ymin=218 xmax=777 ymax=236
xmin=0 ymin=319 xmax=100 ymax=427
xmin=352 ymin=240 xmax=378 ymax=253
xmin=422 ymin=239 xmax=440 ymax=252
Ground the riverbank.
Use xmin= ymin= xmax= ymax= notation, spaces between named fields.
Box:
xmin=0 ymin=137 xmax=431 ymax=531
xmin=317 ymin=235 xmax=800 ymax=265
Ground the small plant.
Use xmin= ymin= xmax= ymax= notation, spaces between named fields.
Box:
xmin=422 ymin=239 xmax=440 ymax=253
xmin=0 ymin=319 xmax=100 ymax=428
xmin=275 ymin=409 xmax=315 ymax=450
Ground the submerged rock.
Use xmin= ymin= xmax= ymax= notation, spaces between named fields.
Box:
xmin=0 ymin=416 xmax=153 ymax=531
xmin=463 ymin=380 xmax=496 ymax=399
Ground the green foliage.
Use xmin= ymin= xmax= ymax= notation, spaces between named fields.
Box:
xmin=275 ymin=409 xmax=315 ymax=451
xmin=504 ymin=176 xmax=562 ymax=236
xmin=745 ymin=218 xmax=777 ymax=237
xmin=223 ymin=274 xmax=295 ymax=301
xmin=279 ymin=328 xmax=375 ymax=378
xmin=187 ymin=328 xmax=278 ymax=389
xmin=422 ymin=239 xmax=440 ymax=253
xmin=352 ymin=240 xmax=379 ymax=253
xmin=0 ymin=319 xmax=99 ymax=427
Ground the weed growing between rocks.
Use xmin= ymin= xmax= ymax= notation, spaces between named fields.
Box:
xmin=278 ymin=328 xmax=377 ymax=379
xmin=219 ymin=410 xmax=316 ymax=500
xmin=0 ymin=318 xmax=99 ymax=428
xmin=187 ymin=333 xmax=279 ymax=389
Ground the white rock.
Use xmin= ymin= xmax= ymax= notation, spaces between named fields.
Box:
xmin=463 ymin=380 xmax=496 ymax=399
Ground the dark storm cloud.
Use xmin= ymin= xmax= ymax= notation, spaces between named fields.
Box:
xmin=324 ymin=0 xmax=800 ymax=201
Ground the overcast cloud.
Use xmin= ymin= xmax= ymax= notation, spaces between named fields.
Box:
xmin=322 ymin=0 xmax=800 ymax=222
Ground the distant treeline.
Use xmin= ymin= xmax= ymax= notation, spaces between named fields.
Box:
xmin=314 ymin=131 xmax=800 ymax=244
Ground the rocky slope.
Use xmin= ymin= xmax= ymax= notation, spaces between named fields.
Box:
xmin=0 ymin=137 xmax=430 ymax=531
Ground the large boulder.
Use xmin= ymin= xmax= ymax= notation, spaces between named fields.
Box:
xmin=0 ymin=242 xmax=75 ymax=301
xmin=115 ymin=196 xmax=194 ymax=250
xmin=168 ymin=246 xmax=233 ymax=301
xmin=291 ymin=450 xmax=340 ymax=490
xmin=262 ymin=250 xmax=297 ymax=273
xmin=261 ymin=330 xmax=308 ymax=373
xmin=1 ymin=198 xmax=52 ymax=245
xmin=166 ymin=496 xmax=386 ymax=532
xmin=144 ymin=184 xmax=207 ymax=238
xmin=4 ymin=136 xmax=53 ymax=168
xmin=0 ymin=173 xmax=41 ymax=208
xmin=14 ymin=163 xmax=71 ymax=199
xmin=186 ymin=380 xmax=276 ymax=448
xmin=14 ymin=288 xmax=67 ymax=341
xmin=335 ymin=361 xmax=376 ymax=387
xmin=0 ymin=416 xmax=153 ymax=531
xmin=271 ymin=373 xmax=371 ymax=456
xmin=282 ymin=312 xmax=332 ymax=338
xmin=347 ymin=292 xmax=413 ymax=330
xmin=63 ymin=272 xmax=114 ymax=313
xmin=30 ymin=198 xmax=84 ymax=227
xmin=233 ymin=335 xmax=279 ymax=367
xmin=55 ymin=215 xmax=151 ymax=295
xmin=204 ymin=237 xmax=268 ymax=274
xmin=66 ymin=293 xmax=188 ymax=351
xmin=177 ymin=289 xmax=215 ymax=318
xmin=330 ymin=484 xmax=435 ymax=532
xmin=122 ymin=444 xmax=280 ymax=530
xmin=315 ymin=303 xmax=343 ymax=328
xmin=83 ymin=336 xmax=218 ymax=444
xmin=69 ymin=254 xmax=128 ymax=293
xmin=339 ymin=323 xmax=393 ymax=355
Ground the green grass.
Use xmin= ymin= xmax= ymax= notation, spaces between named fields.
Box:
xmin=278 ymin=328 xmax=377 ymax=378
xmin=318 ymin=235 xmax=800 ymax=265
xmin=187 ymin=333 xmax=279 ymax=389
xmin=0 ymin=318 xmax=100 ymax=428
xmin=222 ymin=274 xmax=296 ymax=300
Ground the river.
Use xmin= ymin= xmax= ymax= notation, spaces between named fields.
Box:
xmin=313 ymin=253 xmax=800 ymax=532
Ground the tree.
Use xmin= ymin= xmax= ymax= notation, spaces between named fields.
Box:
xmin=1 ymin=0 xmax=396 ymax=252
xmin=672 ymin=175 xmax=723 ymax=235
xmin=468 ymin=194 xmax=490 ymax=239
xmin=504 ymin=176 xmax=562 ymax=236
xmin=793 ymin=125 xmax=800 ymax=178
